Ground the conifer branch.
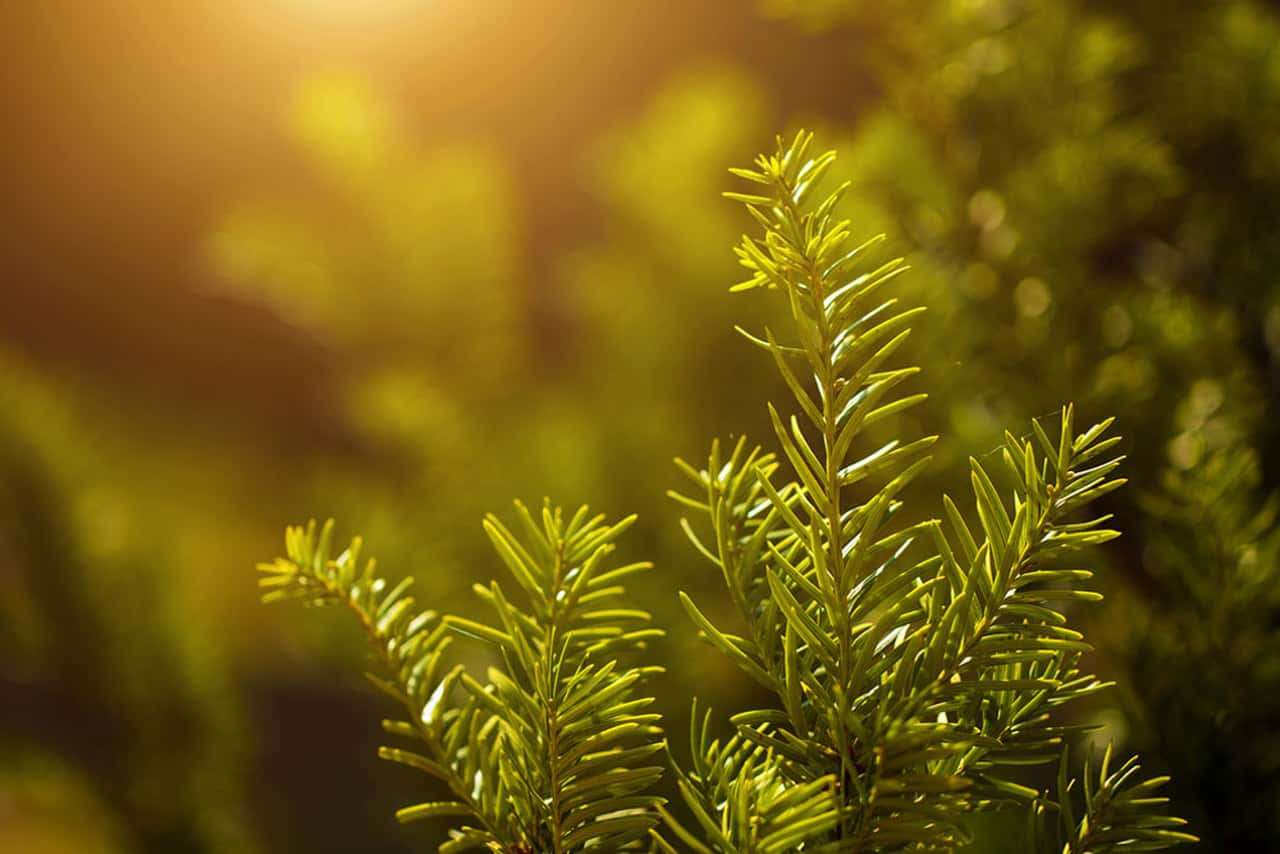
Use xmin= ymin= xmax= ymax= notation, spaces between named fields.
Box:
xmin=1055 ymin=745 xmax=1198 ymax=853
xmin=259 ymin=504 xmax=665 ymax=852
xmin=450 ymin=502 xmax=666 ymax=852
xmin=663 ymin=131 xmax=1196 ymax=852
xmin=258 ymin=521 xmax=493 ymax=835
xmin=258 ymin=130 xmax=1199 ymax=854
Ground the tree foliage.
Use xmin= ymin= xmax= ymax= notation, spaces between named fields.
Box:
xmin=259 ymin=132 xmax=1197 ymax=852
xmin=1113 ymin=447 xmax=1280 ymax=846
xmin=653 ymin=130 xmax=1194 ymax=852
xmin=260 ymin=505 xmax=665 ymax=851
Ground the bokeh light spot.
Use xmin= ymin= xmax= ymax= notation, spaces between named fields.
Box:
xmin=1014 ymin=276 xmax=1051 ymax=317
xmin=1102 ymin=304 xmax=1133 ymax=348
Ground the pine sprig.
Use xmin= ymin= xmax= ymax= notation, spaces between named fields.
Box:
xmin=920 ymin=411 xmax=1123 ymax=780
xmin=448 ymin=501 xmax=666 ymax=852
xmin=661 ymin=131 xmax=1196 ymax=851
xmin=258 ymin=521 xmax=502 ymax=843
xmin=258 ymin=503 xmax=666 ymax=852
xmin=1055 ymin=745 xmax=1198 ymax=854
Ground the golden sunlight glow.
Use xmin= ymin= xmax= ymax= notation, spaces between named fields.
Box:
xmin=282 ymin=0 xmax=430 ymax=18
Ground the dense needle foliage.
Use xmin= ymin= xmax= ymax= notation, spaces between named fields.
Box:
xmin=260 ymin=133 xmax=1197 ymax=852
xmin=260 ymin=505 xmax=665 ymax=851
xmin=1118 ymin=447 xmax=1280 ymax=845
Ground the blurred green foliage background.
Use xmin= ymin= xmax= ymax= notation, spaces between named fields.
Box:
xmin=2 ymin=1 xmax=1278 ymax=851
